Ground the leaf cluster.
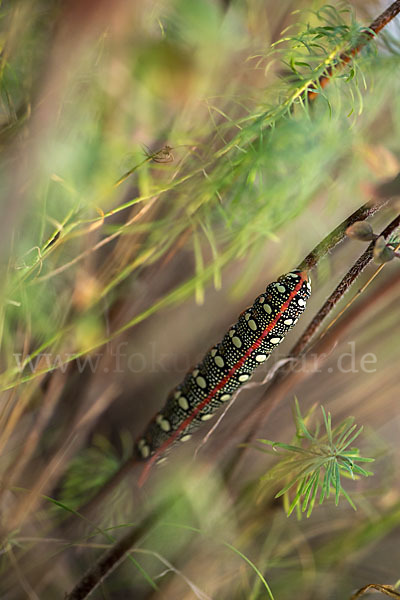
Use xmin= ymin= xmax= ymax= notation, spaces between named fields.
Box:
xmin=256 ymin=399 xmax=374 ymax=517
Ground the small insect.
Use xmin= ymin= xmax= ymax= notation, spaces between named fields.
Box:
xmin=142 ymin=144 xmax=174 ymax=164
xmin=150 ymin=144 xmax=174 ymax=163
xmin=114 ymin=144 xmax=174 ymax=188
xmin=136 ymin=269 xmax=311 ymax=483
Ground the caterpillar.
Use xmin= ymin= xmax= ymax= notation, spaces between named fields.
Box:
xmin=136 ymin=269 xmax=311 ymax=481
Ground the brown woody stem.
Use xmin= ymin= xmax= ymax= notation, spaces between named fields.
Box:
xmin=65 ymin=496 xmax=175 ymax=600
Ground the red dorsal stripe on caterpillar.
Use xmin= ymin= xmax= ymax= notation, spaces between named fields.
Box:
xmin=136 ymin=269 xmax=311 ymax=485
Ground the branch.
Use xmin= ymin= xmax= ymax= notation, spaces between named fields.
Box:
xmin=297 ymin=197 xmax=389 ymax=271
xmin=294 ymin=213 xmax=400 ymax=355
xmin=65 ymin=496 xmax=174 ymax=600
xmin=307 ymin=0 xmax=400 ymax=101
xmin=350 ymin=583 xmax=400 ymax=599
xmin=369 ymin=0 xmax=400 ymax=34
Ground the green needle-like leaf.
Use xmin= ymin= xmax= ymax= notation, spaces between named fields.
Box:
xmin=256 ymin=402 xmax=374 ymax=517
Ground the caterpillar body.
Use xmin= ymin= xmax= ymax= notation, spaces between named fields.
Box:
xmin=136 ymin=269 xmax=311 ymax=478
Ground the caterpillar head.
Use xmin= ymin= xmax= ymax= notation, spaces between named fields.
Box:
xmin=277 ymin=269 xmax=311 ymax=299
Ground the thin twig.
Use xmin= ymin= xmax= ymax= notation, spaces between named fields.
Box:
xmin=320 ymin=238 xmax=400 ymax=338
xmin=368 ymin=0 xmax=400 ymax=34
xmin=295 ymin=214 xmax=400 ymax=355
xmin=298 ymin=197 xmax=389 ymax=271
xmin=65 ymin=496 xmax=176 ymax=600
xmin=350 ymin=583 xmax=400 ymax=599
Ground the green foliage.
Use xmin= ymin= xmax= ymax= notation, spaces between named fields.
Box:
xmin=56 ymin=433 xmax=132 ymax=514
xmin=256 ymin=399 xmax=374 ymax=517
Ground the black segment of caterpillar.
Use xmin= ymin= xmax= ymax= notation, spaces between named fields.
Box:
xmin=136 ymin=269 xmax=311 ymax=485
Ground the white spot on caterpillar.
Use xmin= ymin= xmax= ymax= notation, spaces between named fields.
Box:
xmin=178 ymin=396 xmax=189 ymax=410
xmin=229 ymin=329 xmax=235 ymax=337
xmin=196 ymin=376 xmax=207 ymax=389
xmin=214 ymin=355 xmax=224 ymax=368
xmin=201 ymin=413 xmax=214 ymax=421
xmin=160 ymin=419 xmax=171 ymax=432
xmin=156 ymin=414 xmax=171 ymax=431
xmin=276 ymin=284 xmax=286 ymax=293
xmin=248 ymin=319 xmax=257 ymax=331
xmin=140 ymin=445 xmax=150 ymax=458
xmin=270 ymin=337 xmax=281 ymax=344
xmin=137 ymin=439 xmax=150 ymax=458
xmin=220 ymin=393 xmax=231 ymax=402
xmin=238 ymin=374 xmax=249 ymax=382
xmin=232 ymin=336 xmax=242 ymax=348
xmin=284 ymin=318 xmax=293 ymax=325
xmin=297 ymin=298 xmax=306 ymax=306
xmin=211 ymin=348 xmax=217 ymax=357
xmin=288 ymin=272 xmax=299 ymax=279
xmin=245 ymin=312 xmax=251 ymax=321
xmin=256 ymin=354 xmax=267 ymax=362
xmin=263 ymin=303 xmax=272 ymax=314
xmin=180 ymin=434 xmax=192 ymax=442
xmin=306 ymin=281 xmax=311 ymax=292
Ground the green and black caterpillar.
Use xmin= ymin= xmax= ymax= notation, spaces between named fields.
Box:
xmin=136 ymin=269 xmax=311 ymax=478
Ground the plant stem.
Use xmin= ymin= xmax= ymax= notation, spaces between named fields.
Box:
xmin=294 ymin=213 xmax=400 ymax=354
xmin=350 ymin=583 xmax=400 ymax=599
xmin=297 ymin=197 xmax=389 ymax=271
xmin=65 ymin=497 xmax=174 ymax=600
xmin=307 ymin=0 xmax=400 ymax=101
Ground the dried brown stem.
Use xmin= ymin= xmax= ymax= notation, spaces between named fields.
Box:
xmin=350 ymin=583 xmax=400 ymax=599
